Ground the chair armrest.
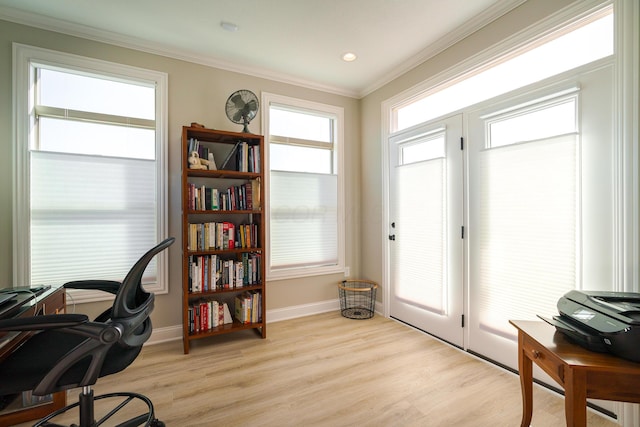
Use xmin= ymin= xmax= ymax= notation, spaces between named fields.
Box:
xmin=0 ymin=313 xmax=88 ymax=331
xmin=64 ymin=280 xmax=121 ymax=295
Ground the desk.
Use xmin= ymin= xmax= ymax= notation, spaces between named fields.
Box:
xmin=510 ymin=319 xmax=640 ymax=427
xmin=0 ymin=286 xmax=66 ymax=425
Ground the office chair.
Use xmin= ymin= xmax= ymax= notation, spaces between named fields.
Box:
xmin=0 ymin=237 xmax=175 ymax=427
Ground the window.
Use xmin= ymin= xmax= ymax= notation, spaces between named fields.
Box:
xmin=263 ymin=93 xmax=345 ymax=279
xmin=392 ymin=5 xmax=613 ymax=131
xmin=487 ymin=96 xmax=577 ymax=148
xmin=13 ymin=44 xmax=168 ymax=302
xmin=477 ymin=92 xmax=580 ymax=337
xmin=399 ymin=130 xmax=445 ymax=165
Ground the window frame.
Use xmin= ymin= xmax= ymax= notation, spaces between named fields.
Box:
xmin=262 ymin=92 xmax=345 ymax=280
xmin=12 ymin=43 xmax=169 ymax=303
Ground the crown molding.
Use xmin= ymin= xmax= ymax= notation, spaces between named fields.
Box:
xmin=359 ymin=0 xmax=527 ymax=97
xmin=0 ymin=6 xmax=360 ymax=98
xmin=0 ymin=0 xmax=526 ymax=100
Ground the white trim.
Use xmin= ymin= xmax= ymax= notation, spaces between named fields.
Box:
xmin=616 ymin=0 xmax=640 ymax=294
xmin=381 ymin=100 xmax=391 ymax=319
xmin=266 ymin=299 xmax=341 ymax=323
xmin=388 ymin=126 xmax=446 ymax=145
xmin=12 ymin=43 xmax=170 ymax=302
xmin=261 ymin=92 xmax=346 ymax=281
xmin=616 ymin=0 xmax=639 ymax=424
xmin=478 ymin=85 xmax=581 ymax=120
xmin=34 ymin=105 xmax=155 ymax=129
xmin=145 ymin=324 xmax=183 ymax=346
xmin=155 ymin=60 xmax=170 ymax=297
xmin=12 ymin=43 xmax=31 ymax=285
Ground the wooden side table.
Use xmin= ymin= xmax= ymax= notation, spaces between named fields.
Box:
xmin=510 ymin=319 xmax=640 ymax=427
xmin=0 ymin=286 xmax=66 ymax=425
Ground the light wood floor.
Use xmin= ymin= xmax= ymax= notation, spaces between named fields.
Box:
xmin=14 ymin=312 xmax=619 ymax=426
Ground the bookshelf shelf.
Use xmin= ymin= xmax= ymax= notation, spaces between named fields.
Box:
xmin=187 ymin=169 xmax=261 ymax=179
xmin=188 ymin=284 xmax=263 ymax=297
xmin=188 ymin=320 xmax=263 ymax=340
xmin=187 ymin=209 xmax=262 ymax=215
xmin=181 ymin=125 xmax=266 ymax=354
xmin=187 ymin=248 xmax=263 ymax=256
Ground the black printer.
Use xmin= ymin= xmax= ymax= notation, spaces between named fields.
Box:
xmin=540 ymin=290 xmax=640 ymax=362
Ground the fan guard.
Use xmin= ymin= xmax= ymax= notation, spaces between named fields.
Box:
xmin=225 ymin=89 xmax=259 ymax=133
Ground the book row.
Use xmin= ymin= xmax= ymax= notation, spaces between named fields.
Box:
xmin=188 ymin=299 xmax=233 ymax=333
xmin=188 ymin=292 xmax=263 ymax=334
xmin=188 ymin=221 xmax=259 ymax=251
xmin=188 ymin=253 xmax=262 ymax=293
xmin=234 ymin=291 xmax=262 ymax=325
xmin=188 ymin=179 xmax=261 ymax=211
xmin=187 ymin=138 xmax=260 ymax=173
xmin=235 ymin=141 xmax=261 ymax=173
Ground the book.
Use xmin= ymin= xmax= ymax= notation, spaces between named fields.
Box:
xmin=227 ymin=222 xmax=235 ymax=249
xmin=220 ymin=141 xmax=241 ymax=170
xmin=223 ymin=302 xmax=233 ymax=324
xmin=211 ymin=188 xmax=219 ymax=210
xmin=253 ymin=145 xmax=260 ymax=173
xmin=235 ymin=262 xmax=243 ymax=288
xmin=217 ymin=302 xmax=224 ymax=325
xmin=244 ymin=182 xmax=253 ymax=210
xmin=211 ymin=300 xmax=219 ymax=327
xmin=252 ymin=178 xmax=261 ymax=209
xmin=200 ymin=301 xmax=209 ymax=331
xmin=252 ymin=291 xmax=260 ymax=322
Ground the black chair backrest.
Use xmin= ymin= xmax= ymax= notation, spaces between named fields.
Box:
xmin=112 ymin=237 xmax=175 ymax=348
xmin=0 ymin=238 xmax=175 ymax=396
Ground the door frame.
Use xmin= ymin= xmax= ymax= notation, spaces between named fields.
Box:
xmin=379 ymin=0 xmax=638 ymax=424
xmin=387 ymin=114 xmax=464 ymax=347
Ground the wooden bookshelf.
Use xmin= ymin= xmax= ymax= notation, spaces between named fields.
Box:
xmin=181 ymin=126 xmax=266 ymax=354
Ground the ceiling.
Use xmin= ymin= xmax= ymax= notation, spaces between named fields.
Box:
xmin=0 ymin=0 xmax=525 ymax=98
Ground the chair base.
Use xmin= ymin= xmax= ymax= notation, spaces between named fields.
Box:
xmin=35 ymin=387 xmax=164 ymax=427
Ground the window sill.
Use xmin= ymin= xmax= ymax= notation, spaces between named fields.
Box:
xmin=267 ymin=265 xmax=345 ymax=281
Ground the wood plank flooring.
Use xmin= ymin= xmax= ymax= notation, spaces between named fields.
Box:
xmin=12 ymin=312 xmax=619 ymax=426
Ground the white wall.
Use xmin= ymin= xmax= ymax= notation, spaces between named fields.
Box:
xmin=0 ymin=19 xmax=361 ymax=328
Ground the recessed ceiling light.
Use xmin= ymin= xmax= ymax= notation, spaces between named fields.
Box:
xmin=220 ymin=21 xmax=239 ymax=32
xmin=342 ymin=52 xmax=357 ymax=62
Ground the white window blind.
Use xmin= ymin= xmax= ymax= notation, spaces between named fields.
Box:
xmin=477 ymin=134 xmax=578 ymax=337
xmin=270 ymin=170 xmax=338 ymax=269
xmin=30 ymin=151 xmax=158 ymax=284
xmin=395 ymin=158 xmax=447 ymax=314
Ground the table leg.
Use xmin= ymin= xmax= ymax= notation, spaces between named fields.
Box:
xmin=564 ymin=367 xmax=587 ymax=427
xmin=518 ymin=332 xmax=533 ymax=427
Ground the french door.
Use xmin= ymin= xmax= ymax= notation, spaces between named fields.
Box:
xmin=466 ymin=65 xmax=615 ymax=370
xmin=388 ymin=114 xmax=464 ymax=347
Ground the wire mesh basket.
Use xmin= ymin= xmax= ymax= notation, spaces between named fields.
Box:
xmin=338 ymin=279 xmax=378 ymax=319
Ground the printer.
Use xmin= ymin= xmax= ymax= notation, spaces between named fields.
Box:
xmin=541 ymin=290 xmax=640 ymax=362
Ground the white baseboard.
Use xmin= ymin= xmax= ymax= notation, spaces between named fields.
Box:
xmin=266 ymin=298 xmax=340 ymax=323
xmin=147 ymin=298 xmax=341 ymax=345
xmin=147 ymin=324 xmax=183 ymax=345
